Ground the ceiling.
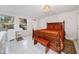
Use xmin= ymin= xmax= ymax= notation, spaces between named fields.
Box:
xmin=0 ymin=5 xmax=78 ymax=19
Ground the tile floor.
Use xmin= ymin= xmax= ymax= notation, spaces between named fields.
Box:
xmin=5 ymin=35 xmax=79 ymax=54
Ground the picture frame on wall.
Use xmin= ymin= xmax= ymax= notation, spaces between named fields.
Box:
xmin=19 ymin=17 xmax=27 ymax=30
xmin=0 ymin=15 xmax=14 ymax=31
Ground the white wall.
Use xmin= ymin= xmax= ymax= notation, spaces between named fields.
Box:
xmin=14 ymin=17 xmax=39 ymax=32
xmin=14 ymin=16 xmax=38 ymax=36
xmin=76 ymin=9 xmax=79 ymax=43
xmin=14 ymin=17 xmax=31 ymax=31
xmin=39 ymin=10 xmax=78 ymax=40
xmin=0 ymin=6 xmax=78 ymax=40
xmin=0 ymin=7 xmax=40 ymax=40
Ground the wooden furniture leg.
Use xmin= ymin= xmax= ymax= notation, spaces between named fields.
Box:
xmin=45 ymin=47 xmax=49 ymax=54
xmin=57 ymin=51 xmax=61 ymax=54
xmin=34 ymin=40 xmax=38 ymax=45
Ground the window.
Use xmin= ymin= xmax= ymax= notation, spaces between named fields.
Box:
xmin=0 ymin=15 xmax=14 ymax=31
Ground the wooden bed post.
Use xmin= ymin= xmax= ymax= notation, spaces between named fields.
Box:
xmin=32 ymin=29 xmax=34 ymax=38
xmin=60 ymin=20 xmax=65 ymax=51
xmin=34 ymin=40 xmax=38 ymax=45
xmin=63 ymin=20 xmax=65 ymax=39
xmin=45 ymin=47 xmax=49 ymax=54
xmin=63 ymin=20 xmax=65 ymax=29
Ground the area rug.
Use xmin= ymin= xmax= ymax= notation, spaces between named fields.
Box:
xmin=63 ymin=39 xmax=77 ymax=54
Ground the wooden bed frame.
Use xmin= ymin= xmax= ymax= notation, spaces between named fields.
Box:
xmin=32 ymin=21 xmax=65 ymax=54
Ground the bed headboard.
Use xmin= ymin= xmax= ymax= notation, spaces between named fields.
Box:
xmin=47 ymin=21 xmax=65 ymax=30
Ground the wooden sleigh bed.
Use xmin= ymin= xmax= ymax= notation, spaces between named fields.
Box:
xmin=32 ymin=21 xmax=65 ymax=53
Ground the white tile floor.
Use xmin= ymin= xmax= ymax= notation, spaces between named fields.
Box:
xmin=5 ymin=35 xmax=79 ymax=54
